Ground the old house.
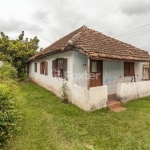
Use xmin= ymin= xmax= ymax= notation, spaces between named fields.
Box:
xmin=28 ymin=26 xmax=150 ymax=111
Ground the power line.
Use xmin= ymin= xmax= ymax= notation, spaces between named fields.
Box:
xmin=96 ymin=24 xmax=150 ymax=50
xmin=124 ymin=24 xmax=150 ymax=32
xmin=115 ymin=24 xmax=150 ymax=38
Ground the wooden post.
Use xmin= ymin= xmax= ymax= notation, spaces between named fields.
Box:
xmin=87 ymin=57 xmax=90 ymax=90
xmin=142 ymin=65 xmax=144 ymax=79
xmin=134 ymin=62 xmax=136 ymax=82
xmin=25 ymin=64 xmax=28 ymax=75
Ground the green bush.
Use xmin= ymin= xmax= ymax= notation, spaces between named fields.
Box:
xmin=0 ymin=62 xmax=18 ymax=80
xmin=0 ymin=84 xmax=21 ymax=147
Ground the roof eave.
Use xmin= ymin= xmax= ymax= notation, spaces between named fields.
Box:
xmin=28 ymin=46 xmax=87 ymax=62
xmin=90 ymin=55 xmax=150 ymax=62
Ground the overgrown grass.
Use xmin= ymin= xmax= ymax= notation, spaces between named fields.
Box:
xmin=5 ymin=81 xmax=150 ymax=150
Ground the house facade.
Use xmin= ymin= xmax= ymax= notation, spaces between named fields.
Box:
xmin=28 ymin=26 xmax=150 ymax=111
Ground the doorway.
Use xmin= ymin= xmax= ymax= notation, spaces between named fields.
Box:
xmin=90 ymin=60 xmax=103 ymax=87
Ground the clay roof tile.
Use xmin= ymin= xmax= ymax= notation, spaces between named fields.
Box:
xmin=29 ymin=26 xmax=150 ymax=61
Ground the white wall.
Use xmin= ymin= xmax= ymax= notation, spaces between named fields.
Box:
xmin=29 ymin=51 xmax=74 ymax=97
xmin=117 ymin=81 xmax=150 ymax=102
xmin=29 ymin=53 xmax=145 ymax=110
xmin=89 ymin=86 xmax=107 ymax=110
xmin=103 ymin=61 xmax=143 ymax=95
xmin=73 ymin=51 xmax=88 ymax=87
xmin=29 ymin=51 xmax=108 ymax=111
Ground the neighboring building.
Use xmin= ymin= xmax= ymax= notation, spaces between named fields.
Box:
xmin=142 ymin=64 xmax=149 ymax=80
xmin=28 ymin=26 xmax=150 ymax=111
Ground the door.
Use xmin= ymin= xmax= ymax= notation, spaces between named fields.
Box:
xmin=90 ymin=60 xmax=103 ymax=87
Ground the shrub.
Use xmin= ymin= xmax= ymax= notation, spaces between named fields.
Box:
xmin=60 ymin=81 xmax=68 ymax=103
xmin=0 ymin=84 xmax=21 ymax=147
xmin=0 ymin=62 xmax=18 ymax=80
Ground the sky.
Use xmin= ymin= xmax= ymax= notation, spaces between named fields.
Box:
xmin=0 ymin=0 xmax=150 ymax=53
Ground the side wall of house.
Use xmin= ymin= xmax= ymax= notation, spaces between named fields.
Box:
xmin=29 ymin=51 xmax=93 ymax=110
xmin=29 ymin=51 xmax=74 ymax=97
xmin=29 ymin=51 xmax=108 ymax=111
xmin=103 ymin=61 xmax=143 ymax=95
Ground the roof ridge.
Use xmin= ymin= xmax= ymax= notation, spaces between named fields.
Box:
xmin=28 ymin=25 xmax=88 ymax=61
xmin=66 ymin=25 xmax=87 ymax=46
xmin=44 ymin=25 xmax=87 ymax=49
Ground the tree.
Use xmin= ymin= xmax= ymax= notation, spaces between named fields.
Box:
xmin=0 ymin=31 xmax=41 ymax=77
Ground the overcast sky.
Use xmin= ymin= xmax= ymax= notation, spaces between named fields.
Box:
xmin=1 ymin=0 xmax=150 ymax=53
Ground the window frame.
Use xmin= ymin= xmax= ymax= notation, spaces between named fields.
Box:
xmin=34 ymin=63 xmax=37 ymax=72
xmin=56 ymin=58 xmax=64 ymax=78
xmin=91 ymin=61 xmax=98 ymax=73
xmin=52 ymin=58 xmax=67 ymax=80
xmin=124 ymin=62 xmax=134 ymax=77
xmin=40 ymin=61 xmax=48 ymax=75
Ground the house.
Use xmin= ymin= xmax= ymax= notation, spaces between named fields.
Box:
xmin=28 ymin=25 xmax=150 ymax=111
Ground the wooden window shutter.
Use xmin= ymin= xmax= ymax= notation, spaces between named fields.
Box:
xmin=124 ymin=62 xmax=134 ymax=76
xmin=40 ymin=62 xmax=42 ymax=74
xmin=130 ymin=62 xmax=134 ymax=76
xmin=124 ymin=62 xmax=128 ymax=76
xmin=52 ymin=60 xmax=56 ymax=77
xmin=63 ymin=58 xmax=68 ymax=80
xmin=45 ymin=61 xmax=48 ymax=75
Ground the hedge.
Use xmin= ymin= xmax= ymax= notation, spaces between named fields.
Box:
xmin=0 ymin=62 xmax=21 ymax=147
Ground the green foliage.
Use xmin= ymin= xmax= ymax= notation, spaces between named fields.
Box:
xmin=0 ymin=62 xmax=18 ymax=81
xmin=0 ymin=31 xmax=40 ymax=77
xmin=0 ymin=84 xmax=21 ymax=147
xmin=60 ymin=80 xmax=68 ymax=103
xmin=0 ymin=62 xmax=21 ymax=147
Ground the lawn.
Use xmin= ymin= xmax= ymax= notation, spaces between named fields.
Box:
xmin=5 ymin=81 xmax=150 ymax=150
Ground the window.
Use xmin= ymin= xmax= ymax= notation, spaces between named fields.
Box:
xmin=91 ymin=61 xmax=97 ymax=72
xmin=34 ymin=63 xmax=37 ymax=72
xmin=124 ymin=62 xmax=134 ymax=76
xmin=40 ymin=61 xmax=48 ymax=75
xmin=52 ymin=58 xmax=67 ymax=79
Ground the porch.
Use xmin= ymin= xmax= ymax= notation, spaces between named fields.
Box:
xmin=89 ymin=80 xmax=150 ymax=111
xmin=117 ymin=81 xmax=150 ymax=102
xmin=88 ymin=59 xmax=144 ymax=94
xmin=87 ymin=59 xmax=150 ymax=110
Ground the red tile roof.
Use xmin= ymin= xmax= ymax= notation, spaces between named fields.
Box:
xmin=29 ymin=25 xmax=150 ymax=61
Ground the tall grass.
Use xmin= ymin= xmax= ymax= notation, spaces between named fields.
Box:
xmin=6 ymin=81 xmax=150 ymax=150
